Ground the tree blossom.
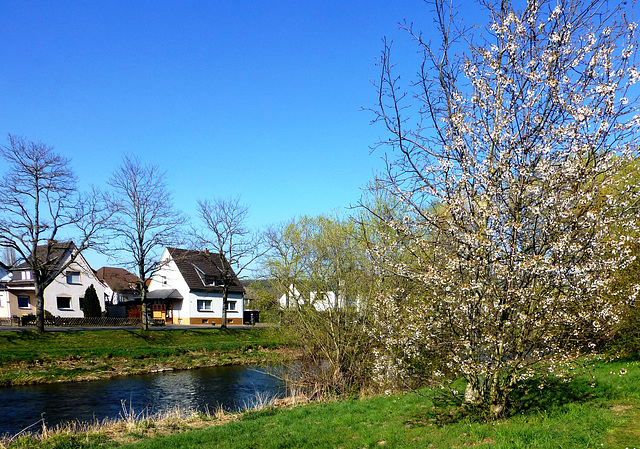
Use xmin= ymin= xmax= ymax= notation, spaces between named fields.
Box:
xmin=367 ymin=0 xmax=640 ymax=417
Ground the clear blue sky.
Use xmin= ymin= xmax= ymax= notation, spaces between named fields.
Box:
xmin=0 ymin=1 xmax=450 ymax=269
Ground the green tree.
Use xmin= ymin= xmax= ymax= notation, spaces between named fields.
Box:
xmin=82 ymin=284 xmax=102 ymax=318
xmin=263 ymin=213 xmax=376 ymax=397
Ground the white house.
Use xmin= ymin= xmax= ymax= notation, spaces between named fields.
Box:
xmin=148 ymin=247 xmax=245 ymax=326
xmin=278 ymin=284 xmax=348 ymax=311
xmin=0 ymin=262 xmax=11 ymax=320
xmin=6 ymin=242 xmax=107 ymax=318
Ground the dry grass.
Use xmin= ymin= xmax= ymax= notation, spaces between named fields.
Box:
xmin=0 ymin=392 xmax=312 ymax=449
xmin=0 ymin=400 xmax=241 ymax=448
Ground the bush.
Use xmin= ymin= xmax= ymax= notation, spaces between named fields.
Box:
xmin=608 ymin=304 xmax=640 ymax=354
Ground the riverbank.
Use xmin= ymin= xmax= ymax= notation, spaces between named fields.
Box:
xmin=3 ymin=355 xmax=639 ymax=448
xmin=0 ymin=327 xmax=289 ymax=386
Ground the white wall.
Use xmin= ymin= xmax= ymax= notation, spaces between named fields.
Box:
xmin=148 ymin=248 xmax=191 ymax=321
xmin=0 ymin=266 xmax=11 ymax=318
xmin=149 ymin=248 xmax=245 ymax=324
xmin=0 ymin=291 xmax=10 ymax=319
xmin=43 ymin=255 xmax=106 ymax=318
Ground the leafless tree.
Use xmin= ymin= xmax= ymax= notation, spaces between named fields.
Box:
xmin=108 ymin=155 xmax=185 ymax=329
xmin=194 ymin=197 xmax=264 ymax=328
xmin=0 ymin=135 xmax=111 ymax=332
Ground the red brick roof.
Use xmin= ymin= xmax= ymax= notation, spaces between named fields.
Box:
xmin=95 ymin=267 xmax=141 ymax=293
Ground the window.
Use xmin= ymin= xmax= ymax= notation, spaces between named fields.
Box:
xmin=17 ymin=295 xmax=30 ymax=309
xmin=19 ymin=271 xmax=31 ymax=280
xmin=152 ymin=302 xmax=166 ymax=312
xmin=197 ymin=300 xmax=212 ymax=311
xmin=203 ymin=275 xmax=215 ymax=286
xmin=66 ymin=271 xmax=81 ymax=284
xmin=226 ymin=301 xmax=237 ymax=311
xmin=57 ymin=296 xmax=72 ymax=310
xmin=161 ymin=276 xmax=167 ymax=285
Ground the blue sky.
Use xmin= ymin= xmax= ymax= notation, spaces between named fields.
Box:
xmin=0 ymin=1 xmax=447 ymax=268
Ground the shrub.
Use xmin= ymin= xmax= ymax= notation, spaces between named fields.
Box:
xmin=82 ymin=284 xmax=102 ymax=318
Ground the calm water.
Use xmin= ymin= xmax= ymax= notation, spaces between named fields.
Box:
xmin=0 ymin=365 xmax=286 ymax=436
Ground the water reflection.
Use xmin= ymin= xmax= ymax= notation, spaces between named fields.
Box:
xmin=0 ymin=365 xmax=285 ymax=436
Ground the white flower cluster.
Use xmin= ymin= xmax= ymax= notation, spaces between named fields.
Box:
xmin=369 ymin=0 xmax=640 ymax=410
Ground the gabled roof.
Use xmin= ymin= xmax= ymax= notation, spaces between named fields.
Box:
xmin=14 ymin=241 xmax=76 ymax=271
xmin=96 ymin=267 xmax=141 ymax=293
xmin=166 ymin=247 xmax=245 ymax=294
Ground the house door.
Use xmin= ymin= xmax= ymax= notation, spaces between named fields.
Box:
xmin=152 ymin=301 xmax=173 ymax=324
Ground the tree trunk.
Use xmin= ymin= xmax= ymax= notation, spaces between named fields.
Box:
xmin=463 ymin=375 xmax=483 ymax=406
xmin=221 ymin=285 xmax=228 ymax=329
xmin=141 ymin=287 xmax=149 ymax=330
xmin=35 ymin=279 xmax=45 ymax=334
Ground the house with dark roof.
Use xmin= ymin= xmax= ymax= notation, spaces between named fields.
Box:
xmin=147 ymin=247 xmax=245 ymax=325
xmin=6 ymin=241 xmax=107 ymax=318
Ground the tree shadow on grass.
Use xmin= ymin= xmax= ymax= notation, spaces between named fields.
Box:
xmin=0 ymin=330 xmax=61 ymax=345
xmin=404 ymin=374 xmax=602 ymax=426
xmin=508 ymin=375 xmax=598 ymax=415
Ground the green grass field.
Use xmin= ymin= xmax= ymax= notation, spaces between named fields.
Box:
xmin=112 ymin=356 xmax=640 ymax=448
xmin=0 ymin=328 xmax=287 ymax=385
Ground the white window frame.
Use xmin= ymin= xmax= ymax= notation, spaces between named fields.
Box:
xmin=57 ymin=296 xmax=72 ymax=310
xmin=17 ymin=295 xmax=30 ymax=309
xmin=225 ymin=301 xmax=237 ymax=311
xmin=66 ymin=271 xmax=81 ymax=284
xmin=197 ymin=299 xmax=212 ymax=312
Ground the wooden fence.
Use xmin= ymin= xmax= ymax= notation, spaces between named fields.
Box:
xmin=2 ymin=316 xmax=165 ymax=327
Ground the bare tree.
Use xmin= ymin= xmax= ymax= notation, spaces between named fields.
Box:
xmin=108 ymin=155 xmax=185 ymax=329
xmin=0 ymin=135 xmax=111 ymax=333
xmin=194 ymin=197 xmax=264 ymax=328
xmin=368 ymin=0 xmax=640 ymax=416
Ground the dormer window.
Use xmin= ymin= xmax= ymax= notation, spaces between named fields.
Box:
xmin=193 ymin=264 xmax=220 ymax=287
xmin=19 ymin=270 xmax=31 ymax=280
xmin=203 ymin=274 xmax=215 ymax=286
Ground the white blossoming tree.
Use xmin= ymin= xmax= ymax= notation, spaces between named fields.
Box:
xmin=368 ymin=0 xmax=640 ymax=416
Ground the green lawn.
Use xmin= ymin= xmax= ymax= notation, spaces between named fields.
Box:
xmin=0 ymin=328 xmax=286 ymax=385
xmin=122 ymin=357 xmax=640 ymax=449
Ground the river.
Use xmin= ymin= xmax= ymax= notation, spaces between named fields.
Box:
xmin=0 ymin=365 xmax=286 ymax=437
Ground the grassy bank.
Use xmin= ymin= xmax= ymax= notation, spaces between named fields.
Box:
xmin=0 ymin=327 xmax=288 ymax=385
xmin=5 ymin=355 xmax=639 ymax=448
